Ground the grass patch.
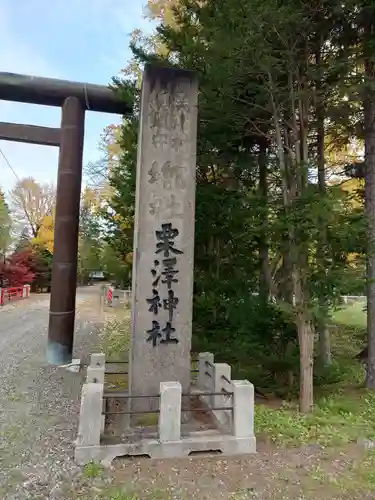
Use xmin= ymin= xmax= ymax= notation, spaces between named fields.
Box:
xmin=78 ymin=491 xmax=140 ymax=500
xmin=83 ymin=461 xmax=104 ymax=478
xmin=346 ymin=450 xmax=375 ymax=492
xmin=77 ymin=487 xmax=182 ymax=500
xmin=331 ymin=300 xmax=366 ymax=329
xmin=256 ymin=304 xmax=370 ymax=447
xmin=99 ymin=311 xmax=130 ymax=389
xmin=134 ymin=413 xmax=159 ymax=427
xmin=100 ymin=312 xmax=131 ymax=361
xmin=255 ymin=301 xmax=372 ymax=447
xmin=256 ymin=389 xmax=375 ymax=446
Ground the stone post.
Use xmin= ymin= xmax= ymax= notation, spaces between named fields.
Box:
xmin=213 ymin=363 xmax=232 ymax=428
xmin=197 ymin=352 xmax=214 ymax=391
xmin=76 ymin=383 xmax=103 ymax=447
xmin=87 ymin=366 xmax=105 ymax=384
xmin=232 ymin=380 xmax=254 ymax=438
xmin=159 ymin=381 xmax=182 ymax=442
xmin=129 ymin=65 xmax=198 ymax=412
xmin=90 ymin=353 xmax=105 ymax=368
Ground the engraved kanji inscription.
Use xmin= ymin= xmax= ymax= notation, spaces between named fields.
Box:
xmin=155 ymin=223 xmax=183 ymax=257
xmin=172 ymin=86 xmax=189 ymax=132
xmin=149 ymin=196 xmax=162 ymax=217
xmin=161 ymin=321 xmax=179 ymax=344
xmin=148 ymin=161 xmax=186 ymax=190
xmin=146 ymin=289 xmax=161 ymax=315
xmin=152 ymin=133 xmax=168 ymax=150
xmin=163 ymin=289 xmax=179 ymax=322
xmin=147 ymin=320 xmax=162 ymax=347
xmin=166 ymin=193 xmax=184 ymax=218
xmin=161 ymin=257 xmax=179 ymax=288
xmin=151 ymin=260 xmax=161 ymax=287
xmin=161 ymin=161 xmax=186 ymax=190
xmin=173 ymin=86 xmax=189 ymax=113
xmin=149 ymin=90 xmax=170 ymax=130
xmin=148 ymin=161 xmax=160 ymax=184
xmin=171 ymin=135 xmax=185 ymax=153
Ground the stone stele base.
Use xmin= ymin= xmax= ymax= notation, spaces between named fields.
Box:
xmin=74 ymin=352 xmax=256 ymax=465
xmin=75 ymin=431 xmax=256 ymax=466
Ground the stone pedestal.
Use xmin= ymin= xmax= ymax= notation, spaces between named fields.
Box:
xmin=129 ymin=64 xmax=198 ymax=411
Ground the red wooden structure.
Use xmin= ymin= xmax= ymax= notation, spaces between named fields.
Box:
xmin=107 ymin=287 xmax=113 ymax=305
xmin=0 ymin=285 xmax=30 ymax=305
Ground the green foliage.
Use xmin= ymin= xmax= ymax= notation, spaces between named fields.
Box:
xmin=101 ymin=116 xmax=137 ymax=285
xmin=101 ymin=244 xmax=131 ymax=287
xmin=0 ymin=190 xmax=12 ymax=253
xmin=99 ymin=0 xmax=375 ymax=407
xmin=78 ymin=189 xmax=104 ymax=284
xmin=29 ymin=246 xmax=53 ymax=292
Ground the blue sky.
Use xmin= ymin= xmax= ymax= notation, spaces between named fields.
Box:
xmin=0 ymin=0 xmax=153 ymax=193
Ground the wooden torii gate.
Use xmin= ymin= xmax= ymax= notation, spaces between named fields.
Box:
xmin=0 ymin=73 xmax=131 ymax=365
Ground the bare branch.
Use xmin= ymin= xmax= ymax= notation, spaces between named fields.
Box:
xmin=9 ymin=177 xmax=56 ymax=237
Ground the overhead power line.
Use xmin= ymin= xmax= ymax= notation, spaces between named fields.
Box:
xmin=0 ymin=145 xmax=20 ymax=181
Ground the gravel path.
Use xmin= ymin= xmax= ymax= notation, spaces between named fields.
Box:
xmin=0 ymin=287 xmax=103 ymax=499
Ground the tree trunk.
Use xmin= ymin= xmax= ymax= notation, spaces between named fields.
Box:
xmin=269 ymin=69 xmax=314 ymax=412
xmin=364 ymin=46 xmax=375 ymax=388
xmin=258 ymin=139 xmax=271 ymax=302
xmin=292 ymin=240 xmax=314 ymax=413
xmin=297 ymin=308 xmax=314 ymax=413
xmin=316 ymin=59 xmax=332 ymax=366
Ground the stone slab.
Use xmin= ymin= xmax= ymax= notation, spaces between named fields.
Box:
xmin=232 ymin=380 xmax=254 ymax=438
xmin=129 ymin=64 xmax=198 ymax=411
xmin=159 ymin=381 xmax=181 ymax=442
xmin=90 ymin=353 xmax=105 ymax=367
xmin=76 ymin=383 xmax=103 ymax=446
xmin=64 ymin=358 xmax=81 ymax=373
xmin=75 ymin=432 xmax=256 ymax=465
xmin=87 ymin=366 xmax=105 ymax=384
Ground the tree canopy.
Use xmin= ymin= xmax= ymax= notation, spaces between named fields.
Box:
xmin=93 ymin=0 xmax=375 ymax=413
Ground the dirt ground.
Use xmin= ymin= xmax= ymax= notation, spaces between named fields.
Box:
xmin=64 ymin=441 xmax=375 ymax=499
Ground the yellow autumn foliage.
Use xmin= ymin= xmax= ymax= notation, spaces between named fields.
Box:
xmin=340 ymin=178 xmax=364 ymax=208
xmin=125 ymin=252 xmax=133 ymax=264
xmin=33 ymin=213 xmax=55 ymax=253
xmin=338 ymin=178 xmax=364 ymax=268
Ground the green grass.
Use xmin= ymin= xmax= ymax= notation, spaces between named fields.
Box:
xmin=331 ymin=300 xmax=366 ymax=329
xmin=256 ymin=300 xmax=371 ymax=447
xmin=347 ymin=450 xmax=375 ymax=491
xmin=256 ymin=389 xmax=375 ymax=446
xmin=77 ymin=491 xmax=140 ymax=500
xmin=100 ymin=313 xmax=131 ymax=361
xmin=83 ymin=461 xmax=104 ymax=479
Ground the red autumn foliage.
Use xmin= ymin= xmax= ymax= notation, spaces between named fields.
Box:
xmin=0 ymin=248 xmax=36 ymax=287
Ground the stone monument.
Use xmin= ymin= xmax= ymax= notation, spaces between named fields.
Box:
xmin=129 ymin=64 xmax=198 ymax=410
xmin=75 ymin=65 xmax=256 ymax=464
